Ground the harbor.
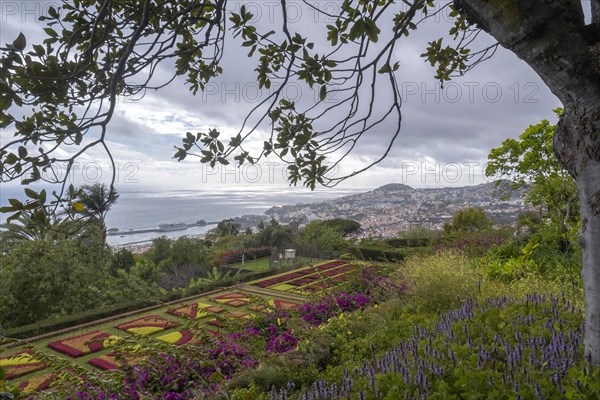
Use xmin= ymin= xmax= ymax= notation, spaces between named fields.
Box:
xmin=107 ymin=220 xmax=213 ymax=237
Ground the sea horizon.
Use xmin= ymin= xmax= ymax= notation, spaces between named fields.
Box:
xmin=0 ymin=184 xmax=370 ymax=246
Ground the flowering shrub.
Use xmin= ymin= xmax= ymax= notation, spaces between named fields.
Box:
xmin=299 ymin=292 xmax=371 ymax=326
xmin=264 ymin=330 xmax=298 ymax=353
xmin=273 ymin=293 xmax=600 ymax=400
xmin=69 ymin=341 xmax=257 ymax=399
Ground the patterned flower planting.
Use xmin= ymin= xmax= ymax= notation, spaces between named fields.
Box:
xmin=156 ymin=329 xmax=194 ymax=346
xmin=229 ymin=312 xmax=251 ymax=319
xmin=207 ymin=319 xmax=224 ymax=328
xmin=252 ymin=260 xmax=354 ymax=293
xmin=48 ymin=330 xmax=118 ymax=358
xmin=88 ymin=353 xmax=119 ymax=371
xmin=206 ymin=310 xmax=253 ymax=328
xmin=269 ymin=299 xmax=301 ymax=310
xmin=167 ymin=302 xmax=220 ymax=319
xmin=210 ymin=292 xmax=252 ymax=307
xmin=116 ymin=315 xmax=179 ymax=335
xmin=0 ymin=349 xmax=48 ymax=379
xmin=268 ymin=283 xmax=297 ymax=292
xmin=88 ymin=352 xmax=146 ymax=371
xmin=17 ymin=372 xmax=55 ymax=393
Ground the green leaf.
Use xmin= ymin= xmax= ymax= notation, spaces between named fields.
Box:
xmin=18 ymin=146 xmax=28 ymax=158
xmin=13 ymin=32 xmax=26 ymax=51
xmin=378 ymin=64 xmax=390 ymax=74
xmin=43 ymin=27 xmax=59 ymax=38
xmin=6 ymin=211 xmax=21 ymax=223
xmin=24 ymin=188 xmax=38 ymax=199
xmin=319 ymin=85 xmax=327 ymax=101
xmin=8 ymin=198 xmax=23 ymax=208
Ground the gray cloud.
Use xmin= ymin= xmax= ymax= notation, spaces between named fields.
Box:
xmin=2 ymin=1 xmax=562 ymax=190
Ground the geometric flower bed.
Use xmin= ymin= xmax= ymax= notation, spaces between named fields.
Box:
xmin=206 ymin=311 xmax=252 ymax=328
xmin=167 ymin=302 xmax=225 ymax=319
xmin=156 ymin=329 xmax=194 ymax=346
xmin=210 ymin=292 xmax=252 ymax=307
xmin=269 ymin=299 xmax=301 ymax=310
xmin=47 ymin=330 xmax=118 ymax=358
xmin=88 ymin=353 xmax=120 ymax=371
xmin=88 ymin=352 xmax=146 ymax=371
xmin=0 ymin=349 xmax=48 ymax=379
xmin=252 ymin=260 xmax=354 ymax=293
xmin=17 ymin=372 xmax=55 ymax=393
xmin=115 ymin=315 xmax=179 ymax=335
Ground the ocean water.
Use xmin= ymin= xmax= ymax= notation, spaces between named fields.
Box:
xmin=0 ymin=185 xmax=365 ymax=246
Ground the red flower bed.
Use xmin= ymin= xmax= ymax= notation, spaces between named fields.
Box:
xmin=88 ymin=352 xmax=146 ymax=371
xmin=295 ymin=268 xmax=318 ymax=275
xmin=48 ymin=330 xmax=113 ymax=358
xmin=0 ymin=349 xmax=48 ymax=379
xmin=315 ymin=260 xmax=348 ymax=270
xmin=322 ymin=265 xmax=353 ymax=276
xmin=253 ymin=268 xmax=320 ymax=288
xmin=116 ymin=315 xmax=180 ymax=335
xmin=88 ymin=354 xmax=119 ymax=371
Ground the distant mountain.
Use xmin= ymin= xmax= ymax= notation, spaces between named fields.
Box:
xmin=375 ymin=183 xmax=413 ymax=192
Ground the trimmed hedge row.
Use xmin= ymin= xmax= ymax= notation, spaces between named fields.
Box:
xmin=384 ymin=237 xmax=431 ymax=248
xmin=349 ymin=246 xmax=407 ymax=262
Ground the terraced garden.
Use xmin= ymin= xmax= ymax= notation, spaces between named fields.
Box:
xmin=1 ymin=260 xmax=361 ymax=397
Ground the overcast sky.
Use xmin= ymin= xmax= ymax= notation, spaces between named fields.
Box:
xmin=1 ymin=1 xmax=565 ymax=193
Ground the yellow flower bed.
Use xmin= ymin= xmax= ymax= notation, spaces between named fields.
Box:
xmin=127 ymin=326 xmax=165 ymax=335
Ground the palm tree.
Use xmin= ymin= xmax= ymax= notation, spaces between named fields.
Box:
xmin=77 ymin=183 xmax=119 ymax=241
xmin=0 ymin=206 xmax=72 ymax=245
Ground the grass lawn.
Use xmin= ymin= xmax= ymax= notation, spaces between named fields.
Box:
xmin=227 ymin=256 xmax=273 ymax=271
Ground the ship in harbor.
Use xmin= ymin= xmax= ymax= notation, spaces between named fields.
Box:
xmin=158 ymin=222 xmax=188 ymax=232
xmin=107 ymin=219 xmax=209 ymax=236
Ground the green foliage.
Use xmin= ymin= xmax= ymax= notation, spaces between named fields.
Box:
xmin=110 ymin=248 xmax=135 ymax=274
xmin=393 ymin=250 xmax=485 ymax=312
xmin=321 ymin=219 xmax=361 ymax=237
xmin=349 ymin=245 xmax=407 ymax=262
xmin=251 ymin=223 xmax=298 ymax=249
xmin=443 ymin=207 xmax=493 ymax=234
xmin=0 ymin=235 xmax=112 ymax=328
xmin=486 ymin=110 xmax=578 ymax=232
xmin=299 ymin=220 xmax=349 ymax=255
xmin=142 ymin=236 xmax=212 ymax=289
xmin=215 ymin=219 xmax=241 ymax=237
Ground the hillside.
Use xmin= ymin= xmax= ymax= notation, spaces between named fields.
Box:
xmin=265 ymin=181 xmax=526 ymax=236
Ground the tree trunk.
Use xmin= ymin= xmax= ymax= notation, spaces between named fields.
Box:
xmin=458 ymin=0 xmax=600 ymax=365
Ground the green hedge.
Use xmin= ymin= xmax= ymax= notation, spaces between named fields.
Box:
xmin=384 ymin=237 xmax=431 ymax=248
xmin=4 ymin=266 xmax=299 ymax=340
xmin=349 ymin=246 xmax=407 ymax=262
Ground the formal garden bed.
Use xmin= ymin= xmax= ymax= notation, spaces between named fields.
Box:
xmin=2 ymin=261 xmax=358 ymax=397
